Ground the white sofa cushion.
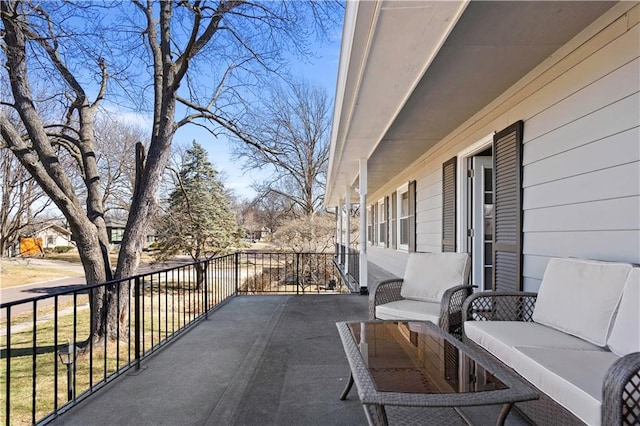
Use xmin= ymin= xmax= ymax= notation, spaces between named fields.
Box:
xmin=607 ymin=268 xmax=640 ymax=356
xmin=464 ymin=321 xmax=605 ymax=368
xmin=512 ymin=347 xmax=620 ymax=426
xmin=400 ymin=252 xmax=469 ymax=303
xmin=532 ymin=258 xmax=632 ymax=346
xmin=375 ymin=299 xmax=441 ymax=323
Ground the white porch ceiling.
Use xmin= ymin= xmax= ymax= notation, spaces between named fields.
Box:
xmin=326 ymin=0 xmax=615 ymax=206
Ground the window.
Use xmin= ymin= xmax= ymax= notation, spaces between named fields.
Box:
xmin=110 ymin=228 xmax=124 ymax=243
xmin=398 ymin=186 xmax=410 ymax=250
xmin=377 ymin=198 xmax=386 ymax=246
xmin=47 ymin=236 xmax=54 ymax=246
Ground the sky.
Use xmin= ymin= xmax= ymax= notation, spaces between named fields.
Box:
xmin=173 ymin=33 xmax=344 ymax=202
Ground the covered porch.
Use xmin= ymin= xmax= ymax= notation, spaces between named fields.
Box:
xmin=49 ymin=295 xmax=528 ymax=426
xmin=51 ymin=295 xmax=368 ymax=425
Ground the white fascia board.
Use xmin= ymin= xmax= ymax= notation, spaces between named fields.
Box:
xmin=325 ymin=0 xmax=470 ymax=207
xmin=326 ymin=0 xmax=380 ymax=208
xmin=327 ymin=1 xmax=359 ymax=207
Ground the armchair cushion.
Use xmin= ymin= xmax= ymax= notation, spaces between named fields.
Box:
xmin=607 ymin=268 xmax=640 ymax=356
xmin=375 ymin=299 xmax=440 ymax=323
xmin=532 ymin=258 xmax=632 ymax=347
xmin=400 ymin=252 xmax=469 ymax=303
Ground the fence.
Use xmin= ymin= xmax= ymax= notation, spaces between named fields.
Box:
xmin=0 ymin=252 xmax=350 ymax=426
xmin=335 ymin=245 xmax=360 ymax=292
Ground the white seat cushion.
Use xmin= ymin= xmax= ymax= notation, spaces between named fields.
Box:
xmin=607 ymin=268 xmax=640 ymax=356
xmin=464 ymin=321 xmax=605 ymax=368
xmin=512 ymin=347 xmax=620 ymax=426
xmin=375 ymin=299 xmax=441 ymax=323
xmin=532 ymin=258 xmax=632 ymax=346
xmin=400 ymin=252 xmax=469 ymax=303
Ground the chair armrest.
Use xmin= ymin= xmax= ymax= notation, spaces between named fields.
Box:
xmin=439 ymin=285 xmax=474 ymax=339
xmin=602 ymin=352 xmax=640 ymax=426
xmin=369 ymin=279 xmax=404 ymax=320
xmin=462 ymin=291 xmax=538 ymax=322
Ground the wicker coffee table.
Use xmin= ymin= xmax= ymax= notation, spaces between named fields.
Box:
xmin=336 ymin=321 xmax=538 ymax=426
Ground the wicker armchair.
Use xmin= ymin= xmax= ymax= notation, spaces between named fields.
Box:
xmin=463 ymin=292 xmax=640 ymax=425
xmin=369 ymin=252 xmax=472 ymax=339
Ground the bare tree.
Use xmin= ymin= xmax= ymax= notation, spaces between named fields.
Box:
xmin=0 ymin=147 xmax=51 ymax=256
xmin=232 ymin=81 xmax=331 ymax=216
xmin=94 ymin=116 xmax=149 ymax=217
xmin=273 ymin=213 xmax=335 ymax=254
xmin=0 ymin=0 xmax=341 ymax=342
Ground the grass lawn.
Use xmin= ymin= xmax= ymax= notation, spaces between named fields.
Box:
xmin=0 ymin=263 xmax=83 ymax=289
xmin=1 ymin=272 xmax=227 ymax=425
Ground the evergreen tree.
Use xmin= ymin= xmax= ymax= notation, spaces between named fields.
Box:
xmin=156 ymin=141 xmax=243 ymax=266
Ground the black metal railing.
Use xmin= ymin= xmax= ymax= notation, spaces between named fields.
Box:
xmin=334 ymin=245 xmax=360 ymax=292
xmin=347 ymin=248 xmax=360 ymax=285
xmin=0 ymin=252 xmax=349 ymax=425
xmin=237 ymin=252 xmax=347 ymax=294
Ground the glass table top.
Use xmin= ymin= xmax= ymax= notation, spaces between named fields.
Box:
xmin=347 ymin=321 xmax=508 ymax=395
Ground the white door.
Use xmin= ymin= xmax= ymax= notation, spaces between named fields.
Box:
xmin=471 ymin=157 xmax=494 ymax=291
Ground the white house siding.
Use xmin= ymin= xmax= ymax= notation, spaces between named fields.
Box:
xmin=367 ymin=246 xmax=407 ymax=278
xmin=366 ymin=3 xmax=639 ymax=292
xmin=416 ymin=169 xmax=442 ymax=253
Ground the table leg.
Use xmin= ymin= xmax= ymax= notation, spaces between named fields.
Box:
xmin=340 ymin=373 xmax=354 ymax=400
xmin=496 ymin=403 xmax=514 ymax=426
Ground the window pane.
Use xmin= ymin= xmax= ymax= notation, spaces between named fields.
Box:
xmin=401 ymin=192 xmax=409 ymax=217
xmin=400 ymin=218 xmax=408 ymax=245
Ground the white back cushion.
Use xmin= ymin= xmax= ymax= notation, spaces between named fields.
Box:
xmin=400 ymin=252 xmax=469 ymax=303
xmin=607 ymin=268 xmax=640 ymax=356
xmin=532 ymin=258 xmax=632 ymax=347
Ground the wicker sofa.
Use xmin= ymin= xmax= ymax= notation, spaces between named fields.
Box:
xmin=462 ymin=258 xmax=640 ymax=425
xmin=369 ymin=252 xmax=472 ymax=338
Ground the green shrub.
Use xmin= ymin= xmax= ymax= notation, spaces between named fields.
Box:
xmin=53 ymin=245 xmax=74 ymax=253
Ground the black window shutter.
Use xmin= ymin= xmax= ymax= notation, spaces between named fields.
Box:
xmin=493 ymin=120 xmax=524 ymax=292
xmin=384 ymin=196 xmax=390 ymax=248
xmin=391 ymin=191 xmax=397 ymax=249
xmin=442 ymin=157 xmax=457 ymax=253
xmin=408 ymin=180 xmax=417 ymax=252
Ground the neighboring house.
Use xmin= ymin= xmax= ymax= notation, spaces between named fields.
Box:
xmin=36 ymin=224 xmax=73 ymax=249
xmin=106 ymin=219 xmax=127 ymax=246
xmin=327 ymin=1 xmax=639 ymax=293
xmin=105 ymin=219 xmax=157 ymax=248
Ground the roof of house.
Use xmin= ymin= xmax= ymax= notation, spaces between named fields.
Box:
xmin=37 ymin=223 xmax=72 ymax=236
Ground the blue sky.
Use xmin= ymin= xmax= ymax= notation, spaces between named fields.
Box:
xmin=173 ymin=35 xmax=343 ymax=201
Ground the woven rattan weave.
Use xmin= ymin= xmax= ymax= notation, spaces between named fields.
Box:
xmin=337 ymin=320 xmax=538 ymax=426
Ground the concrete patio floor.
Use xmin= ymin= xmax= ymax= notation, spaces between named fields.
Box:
xmin=50 ymin=294 xmax=530 ymax=426
xmin=52 ymin=295 xmax=368 ymax=426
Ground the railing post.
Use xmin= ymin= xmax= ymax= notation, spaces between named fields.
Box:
xmin=235 ymin=252 xmax=240 ymax=295
xmin=204 ymin=261 xmax=209 ymax=319
xmin=134 ymin=276 xmax=141 ymax=370
xmin=296 ymin=253 xmax=300 ymax=295
xmin=5 ymin=306 xmax=10 ymax=426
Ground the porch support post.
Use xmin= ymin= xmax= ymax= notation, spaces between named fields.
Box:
xmin=345 ymin=186 xmax=351 ymax=274
xmin=359 ymin=159 xmax=368 ymax=294
xmin=337 ymin=199 xmax=343 ymax=263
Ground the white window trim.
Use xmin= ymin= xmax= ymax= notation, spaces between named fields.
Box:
xmin=456 ymin=133 xmax=493 ymax=253
xmin=397 ymin=183 xmax=409 ymax=252
xmin=377 ymin=197 xmax=386 ymax=247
